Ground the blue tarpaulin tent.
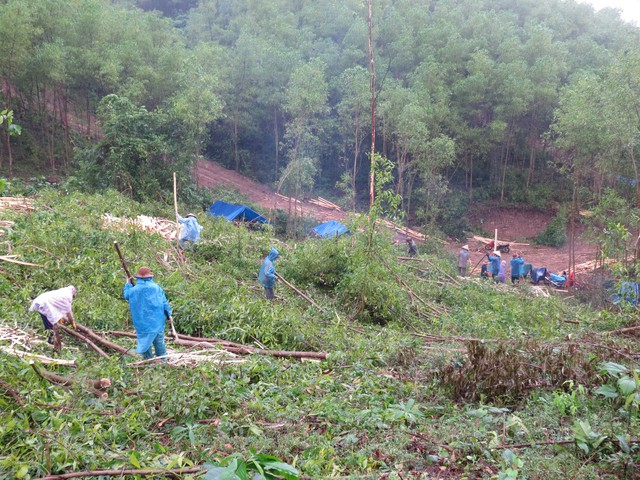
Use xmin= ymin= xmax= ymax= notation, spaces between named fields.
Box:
xmin=313 ymin=220 xmax=349 ymax=238
xmin=208 ymin=200 xmax=269 ymax=224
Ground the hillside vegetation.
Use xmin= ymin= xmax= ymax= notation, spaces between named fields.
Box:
xmin=0 ymin=186 xmax=638 ymax=479
xmin=2 ymin=0 xmax=640 ymax=236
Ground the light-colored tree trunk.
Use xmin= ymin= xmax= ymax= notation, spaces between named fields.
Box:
xmin=368 ymin=0 xmax=376 ymax=209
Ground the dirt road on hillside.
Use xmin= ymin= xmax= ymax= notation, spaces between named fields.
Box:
xmin=195 ymin=159 xmax=346 ymax=223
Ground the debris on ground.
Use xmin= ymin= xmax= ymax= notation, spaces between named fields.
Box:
xmin=101 ymin=213 xmax=177 ymax=240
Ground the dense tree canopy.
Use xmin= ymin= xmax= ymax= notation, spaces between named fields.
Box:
xmin=1 ymin=0 xmax=639 ymax=228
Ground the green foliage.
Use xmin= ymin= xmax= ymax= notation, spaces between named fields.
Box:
xmin=533 ymin=206 xmax=567 ymax=247
xmin=572 ymin=419 xmax=607 ymax=456
xmin=2 ymin=188 xmax=640 ymax=479
xmin=203 ymin=450 xmax=299 ymax=480
xmin=437 ymin=189 xmax=470 ymax=240
xmin=74 ymin=94 xmax=191 ymax=202
xmin=595 ymin=362 xmax=640 ymax=414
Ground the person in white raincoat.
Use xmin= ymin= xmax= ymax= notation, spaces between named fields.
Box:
xmin=29 ymin=285 xmax=77 ymax=350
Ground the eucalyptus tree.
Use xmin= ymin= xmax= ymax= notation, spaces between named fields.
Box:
xmin=279 ymin=59 xmax=329 ymax=235
xmin=335 ymin=65 xmax=370 ymax=210
xmin=169 ymin=43 xmax=226 ymax=158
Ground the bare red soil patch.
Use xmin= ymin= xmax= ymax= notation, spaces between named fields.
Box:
xmin=195 ymin=159 xmax=346 ymax=223
xmin=449 ymin=205 xmax=597 ymax=275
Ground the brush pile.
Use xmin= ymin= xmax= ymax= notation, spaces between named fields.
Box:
xmin=101 ymin=213 xmax=178 ymax=240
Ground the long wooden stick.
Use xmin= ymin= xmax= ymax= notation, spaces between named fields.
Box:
xmin=76 ymin=324 xmax=136 ymax=357
xmin=113 ymin=241 xmax=134 ymax=284
xmin=59 ymin=325 xmax=110 ymax=359
xmin=275 ymin=272 xmax=327 ymax=313
xmin=171 ymin=336 xmax=328 ymax=360
xmin=34 ymin=466 xmax=203 ymax=480
xmin=173 ymin=172 xmax=179 ymax=222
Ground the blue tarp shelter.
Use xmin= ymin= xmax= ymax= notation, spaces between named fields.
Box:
xmin=613 ymin=281 xmax=639 ymax=306
xmin=208 ymin=200 xmax=269 ymax=224
xmin=313 ymin=220 xmax=349 ymax=238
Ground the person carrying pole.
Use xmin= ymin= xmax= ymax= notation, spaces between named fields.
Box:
xmin=29 ymin=286 xmax=78 ymax=351
xmin=123 ymin=267 xmax=173 ymax=360
xmin=258 ymin=247 xmax=280 ymax=300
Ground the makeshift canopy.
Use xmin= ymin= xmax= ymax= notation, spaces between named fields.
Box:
xmin=613 ymin=281 xmax=639 ymax=306
xmin=313 ymin=220 xmax=349 ymax=238
xmin=208 ymin=201 xmax=269 ymax=224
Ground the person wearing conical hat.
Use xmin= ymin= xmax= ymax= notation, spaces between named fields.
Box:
xmin=487 ymin=251 xmax=501 ymax=281
xmin=457 ymin=244 xmax=470 ymax=276
xmin=123 ymin=267 xmax=173 ymax=360
xmin=177 ymin=213 xmax=203 ymax=251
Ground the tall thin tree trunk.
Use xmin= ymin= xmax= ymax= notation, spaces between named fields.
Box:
xmin=6 ymin=130 xmax=12 ymax=178
xmin=86 ymin=91 xmax=91 ymax=138
xmin=273 ymin=107 xmax=279 ymax=182
xmin=526 ymin=144 xmax=536 ymax=191
xmin=352 ymin=107 xmax=359 ymax=211
xmin=368 ymin=0 xmax=376 ymax=209
xmin=500 ymin=132 xmax=512 ymax=202
xmin=233 ymin=109 xmax=239 ymax=172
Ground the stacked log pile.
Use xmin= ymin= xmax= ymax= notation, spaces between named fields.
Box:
xmin=101 ymin=213 xmax=177 ymax=240
xmin=0 ymin=197 xmax=34 ymax=212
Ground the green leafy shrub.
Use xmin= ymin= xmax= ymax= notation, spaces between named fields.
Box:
xmin=534 ymin=206 xmax=567 ymax=247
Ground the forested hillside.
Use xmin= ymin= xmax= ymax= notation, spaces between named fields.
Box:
xmin=1 ymin=0 xmax=640 ymax=234
xmin=2 ymin=2 xmax=640 ymax=479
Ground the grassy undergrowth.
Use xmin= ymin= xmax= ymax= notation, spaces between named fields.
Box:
xmin=0 ymin=188 xmax=638 ymax=479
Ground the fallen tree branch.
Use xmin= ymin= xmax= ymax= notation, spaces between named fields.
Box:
xmin=34 ymin=466 xmax=203 ymax=480
xmin=493 ymin=437 xmax=640 ymax=450
xmin=172 ymin=337 xmax=327 ymax=360
xmin=398 ymin=257 xmax=460 ymax=286
xmin=0 ymin=255 xmax=44 ymax=267
xmin=76 ymin=324 xmax=135 ymax=356
xmin=30 ymin=362 xmax=110 ymax=398
xmin=276 ymin=272 xmax=327 ymax=313
xmin=606 ymin=325 xmax=640 ymax=336
xmin=0 ymin=345 xmax=76 ymax=366
xmin=35 ymin=403 xmax=116 ymax=416
xmin=0 ymin=379 xmax=24 ymax=406
xmin=59 ymin=325 xmax=110 ymax=359
xmin=412 ymin=333 xmax=515 ymax=344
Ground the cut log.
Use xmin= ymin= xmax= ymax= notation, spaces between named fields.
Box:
xmin=59 ymin=325 xmax=110 ymax=359
xmin=0 ymin=255 xmax=44 ymax=267
xmin=172 ymin=337 xmax=327 ymax=360
xmin=470 ymin=235 xmax=529 ymax=247
xmin=0 ymin=346 xmax=76 ymax=366
xmin=30 ymin=362 xmax=108 ymax=398
xmin=276 ymin=272 xmax=327 ymax=313
xmin=75 ymin=324 xmax=136 ymax=357
xmin=33 ymin=466 xmax=203 ymax=480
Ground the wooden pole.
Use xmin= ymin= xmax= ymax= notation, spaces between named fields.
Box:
xmin=275 ymin=272 xmax=327 ymax=313
xmin=113 ymin=241 xmax=134 ymax=284
xmin=59 ymin=325 xmax=110 ymax=359
xmin=33 ymin=467 xmax=203 ymax=480
xmin=75 ymin=324 xmax=136 ymax=357
xmin=173 ymin=172 xmax=179 ymax=223
xmin=494 ymin=228 xmax=498 ymax=248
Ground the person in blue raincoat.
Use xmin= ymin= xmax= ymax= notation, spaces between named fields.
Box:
xmin=510 ymin=253 xmax=525 ymax=284
xmin=258 ymin=247 xmax=280 ymax=300
xmin=124 ymin=267 xmax=173 ymax=360
xmin=487 ymin=251 xmax=501 ymax=280
xmin=177 ymin=213 xmax=203 ymax=251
